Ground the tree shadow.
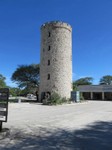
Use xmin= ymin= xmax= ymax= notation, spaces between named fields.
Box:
xmin=0 ymin=121 xmax=112 ymax=150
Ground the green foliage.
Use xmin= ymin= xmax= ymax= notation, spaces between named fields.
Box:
xmin=43 ymin=92 xmax=69 ymax=105
xmin=50 ymin=93 xmax=62 ymax=105
xmin=99 ymin=75 xmax=112 ymax=85
xmin=73 ymin=77 xmax=93 ymax=91
xmin=9 ymin=87 xmax=22 ymax=96
xmin=61 ymin=97 xmax=69 ymax=103
xmin=80 ymin=93 xmax=84 ymax=101
xmin=0 ymin=74 xmax=7 ymax=88
xmin=11 ymin=64 xmax=40 ymax=94
xmin=73 ymin=82 xmax=78 ymax=91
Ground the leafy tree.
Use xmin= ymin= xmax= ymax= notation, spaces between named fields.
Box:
xmin=99 ymin=75 xmax=112 ymax=85
xmin=73 ymin=82 xmax=78 ymax=91
xmin=9 ymin=87 xmax=22 ymax=96
xmin=73 ymin=77 xmax=93 ymax=91
xmin=11 ymin=64 xmax=40 ymax=94
xmin=0 ymin=74 xmax=7 ymax=88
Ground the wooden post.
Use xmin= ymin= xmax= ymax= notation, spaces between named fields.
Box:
xmin=0 ymin=121 xmax=2 ymax=132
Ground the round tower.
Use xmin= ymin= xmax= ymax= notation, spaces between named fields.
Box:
xmin=39 ymin=21 xmax=72 ymax=101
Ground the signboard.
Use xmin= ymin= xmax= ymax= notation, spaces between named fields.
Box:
xmin=0 ymin=88 xmax=9 ymax=122
xmin=71 ymin=91 xmax=80 ymax=102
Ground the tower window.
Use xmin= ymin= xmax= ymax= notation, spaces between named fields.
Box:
xmin=48 ymin=60 xmax=50 ymax=65
xmin=47 ymin=74 xmax=50 ymax=80
xmin=48 ymin=46 xmax=51 ymax=51
xmin=48 ymin=32 xmax=51 ymax=37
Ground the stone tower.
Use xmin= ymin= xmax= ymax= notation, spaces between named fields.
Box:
xmin=39 ymin=21 xmax=72 ymax=101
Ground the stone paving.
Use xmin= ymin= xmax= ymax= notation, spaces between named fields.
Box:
xmin=0 ymin=101 xmax=112 ymax=150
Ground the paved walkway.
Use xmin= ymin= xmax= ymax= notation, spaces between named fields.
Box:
xmin=0 ymin=101 xmax=112 ymax=150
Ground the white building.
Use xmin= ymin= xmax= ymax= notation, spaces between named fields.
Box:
xmin=78 ymin=85 xmax=112 ymax=100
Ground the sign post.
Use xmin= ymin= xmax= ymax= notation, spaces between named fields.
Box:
xmin=71 ymin=91 xmax=80 ymax=102
xmin=0 ymin=88 xmax=9 ymax=132
xmin=0 ymin=122 xmax=2 ymax=132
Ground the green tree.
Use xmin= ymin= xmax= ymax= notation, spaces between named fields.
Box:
xmin=11 ymin=64 xmax=40 ymax=94
xmin=9 ymin=87 xmax=22 ymax=96
xmin=0 ymin=74 xmax=7 ymax=88
xmin=99 ymin=75 xmax=112 ymax=85
xmin=73 ymin=77 xmax=93 ymax=91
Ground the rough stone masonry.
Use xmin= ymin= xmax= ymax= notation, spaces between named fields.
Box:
xmin=39 ymin=21 xmax=72 ymax=101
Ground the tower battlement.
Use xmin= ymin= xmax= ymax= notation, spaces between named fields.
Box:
xmin=41 ymin=21 xmax=72 ymax=32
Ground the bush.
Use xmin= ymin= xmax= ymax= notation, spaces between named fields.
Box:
xmin=43 ymin=92 xmax=70 ymax=105
xmin=49 ymin=92 xmax=62 ymax=105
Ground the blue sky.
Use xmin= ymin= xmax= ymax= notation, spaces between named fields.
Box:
xmin=0 ymin=0 xmax=112 ymax=87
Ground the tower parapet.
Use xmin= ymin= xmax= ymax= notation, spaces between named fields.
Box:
xmin=41 ymin=21 xmax=72 ymax=32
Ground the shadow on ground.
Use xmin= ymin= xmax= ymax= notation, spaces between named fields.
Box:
xmin=0 ymin=121 xmax=112 ymax=150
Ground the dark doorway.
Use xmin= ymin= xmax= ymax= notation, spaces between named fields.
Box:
xmin=82 ymin=92 xmax=91 ymax=100
xmin=104 ymin=92 xmax=112 ymax=100
xmin=41 ymin=92 xmax=45 ymax=102
xmin=93 ymin=92 xmax=102 ymax=100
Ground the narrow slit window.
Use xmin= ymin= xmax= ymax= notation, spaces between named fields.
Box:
xmin=48 ymin=46 xmax=51 ymax=51
xmin=48 ymin=32 xmax=51 ymax=37
xmin=48 ymin=60 xmax=50 ymax=65
xmin=47 ymin=74 xmax=50 ymax=80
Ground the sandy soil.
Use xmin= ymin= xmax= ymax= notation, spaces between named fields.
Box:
xmin=0 ymin=101 xmax=112 ymax=150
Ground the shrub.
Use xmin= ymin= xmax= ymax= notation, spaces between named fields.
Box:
xmin=43 ymin=92 xmax=70 ymax=105
xmin=49 ymin=92 xmax=62 ymax=105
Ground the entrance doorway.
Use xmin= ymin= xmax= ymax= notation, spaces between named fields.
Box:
xmin=93 ymin=92 xmax=102 ymax=100
xmin=104 ymin=92 xmax=112 ymax=100
xmin=82 ymin=92 xmax=91 ymax=100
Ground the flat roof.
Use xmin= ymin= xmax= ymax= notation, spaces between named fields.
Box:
xmin=77 ymin=85 xmax=112 ymax=92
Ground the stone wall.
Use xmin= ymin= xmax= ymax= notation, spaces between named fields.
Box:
xmin=39 ymin=21 xmax=72 ymax=101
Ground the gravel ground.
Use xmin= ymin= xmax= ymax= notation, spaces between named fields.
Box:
xmin=0 ymin=101 xmax=112 ymax=150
